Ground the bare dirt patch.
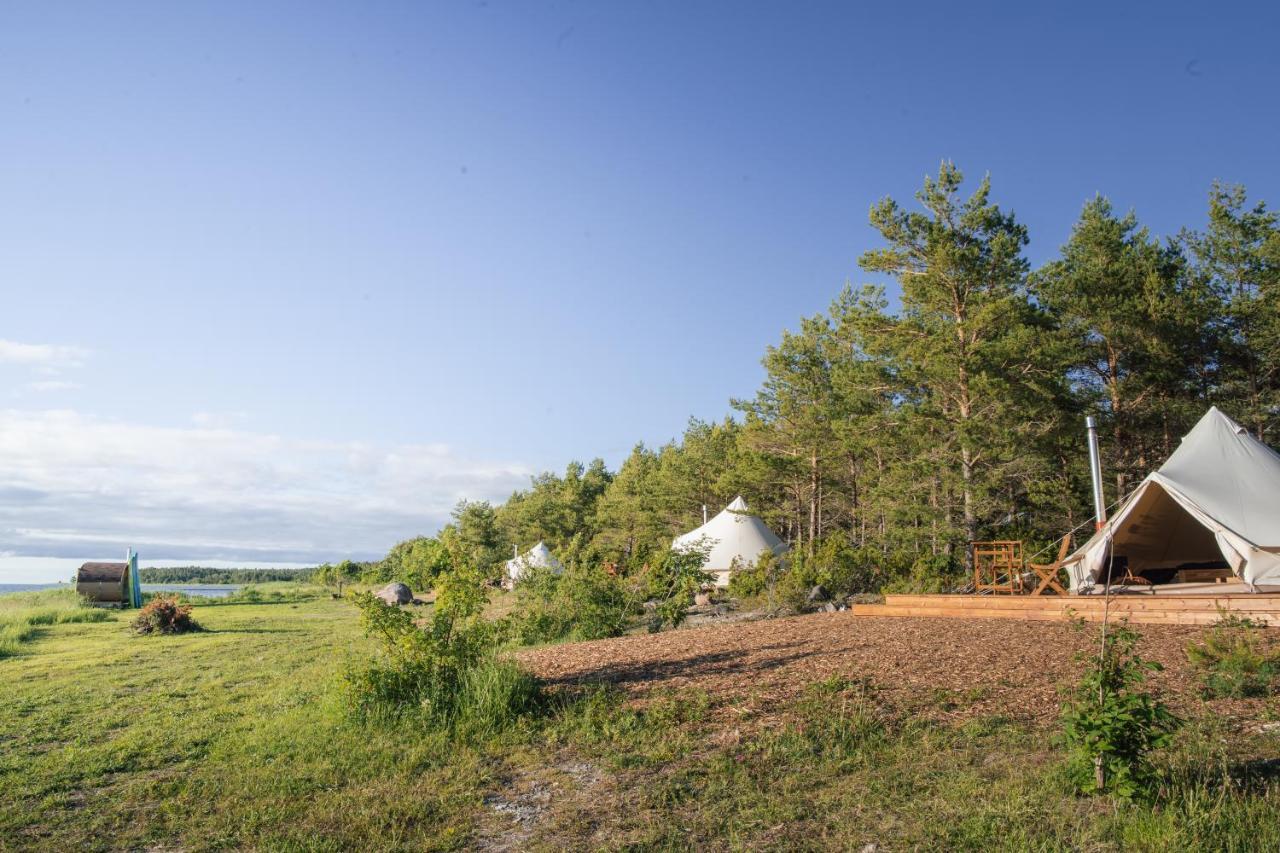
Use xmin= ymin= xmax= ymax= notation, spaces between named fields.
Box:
xmin=517 ymin=612 xmax=1271 ymax=729
xmin=474 ymin=755 xmax=608 ymax=853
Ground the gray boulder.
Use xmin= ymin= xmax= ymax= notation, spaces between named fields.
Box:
xmin=806 ymin=584 xmax=830 ymax=604
xmin=375 ymin=582 xmax=413 ymax=606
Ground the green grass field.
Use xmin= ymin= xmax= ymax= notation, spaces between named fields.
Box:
xmin=2 ymin=589 xmax=1279 ymax=851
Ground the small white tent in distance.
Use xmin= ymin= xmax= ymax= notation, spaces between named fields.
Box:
xmin=1069 ymin=407 xmax=1280 ymax=592
xmin=505 ymin=541 xmax=563 ymax=586
xmin=673 ymin=496 xmax=788 ymax=587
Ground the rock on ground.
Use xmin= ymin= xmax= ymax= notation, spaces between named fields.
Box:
xmin=806 ymin=584 xmax=830 ymax=603
xmin=375 ymin=582 xmax=413 ymax=606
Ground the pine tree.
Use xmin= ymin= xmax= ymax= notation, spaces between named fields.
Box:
xmin=858 ymin=162 xmax=1056 ymax=550
xmin=1183 ymin=182 xmax=1280 ymax=440
xmin=1033 ymin=196 xmax=1207 ymax=499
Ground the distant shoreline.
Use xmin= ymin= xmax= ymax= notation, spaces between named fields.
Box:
xmin=0 ymin=583 xmax=67 ymax=594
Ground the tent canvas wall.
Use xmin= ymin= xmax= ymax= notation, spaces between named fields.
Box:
xmin=1068 ymin=407 xmax=1280 ymax=592
xmin=505 ymin=541 xmax=563 ymax=585
xmin=673 ymin=496 xmax=788 ymax=587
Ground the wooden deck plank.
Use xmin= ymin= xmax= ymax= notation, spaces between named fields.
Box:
xmin=857 ymin=594 xmax=1280 ymax=626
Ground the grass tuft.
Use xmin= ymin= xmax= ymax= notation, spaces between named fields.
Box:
xmin=0 ymin=587 xmax=117 ymax=658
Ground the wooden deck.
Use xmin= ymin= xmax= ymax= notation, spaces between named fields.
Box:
xmin=855 ymin=592 xmax=1280 ymax=626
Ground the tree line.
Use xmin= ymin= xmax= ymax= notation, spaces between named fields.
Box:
xmin=370 ymin=163 xmax=1279 ymax=595
xmin=138 ymin=566 xmax=314 ymax=584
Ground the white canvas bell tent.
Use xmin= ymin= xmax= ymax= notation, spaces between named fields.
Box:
xmin=1068 ymin=407 xmax=1280 ymax=593
xmin=672 ymin=496 xmax=788 ymax=587
xmin=505 ymin=541 xmax=563 ymax=585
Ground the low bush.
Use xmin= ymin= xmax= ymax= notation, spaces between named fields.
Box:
xmin=344 ymin=562 xmax=543 ymax=735
xmin=509 ymin=555 xmax=633 ymax=645
xmin=727 ymin=551 xmax=788 ymax=610
xmin=1186 ymin=612 xmax=1280 ymax=698
xmin=1059 ymin=624 xmax=1178 ymax=800
xmin=880 ymin=552 xmax=966 ymax=594
xmin=727 ymin=560 xmax=767 ymax=599
xmin=131 ymin=596 xmax=202 ymax=635
xmin=645 ymin=545 xmax=714 ymax=632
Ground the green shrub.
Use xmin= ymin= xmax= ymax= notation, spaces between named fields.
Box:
xmin=509 ymin=552 xmax=634 ymax=645
xmin=508 ymin=565 xmax=572 ymax=644
xmin=881 ymin=552 xmax=965 ymax=594
xmin=131 ymin=596 xmax=202 ymax=635
xmin=646 ymin=545 xmax=713 ymax=632
xmin=1059 ymin=624 xmax=1178 ymax=799
xmin=1186 ymin=612 xmax=1279 ymax=698
xmin=727 ymin=561 xmax=767 ymax=599
xmin=344 ymin=563 xmax=543 ymax=734
xmin=457 ymin=656 xmax=543 ymax=736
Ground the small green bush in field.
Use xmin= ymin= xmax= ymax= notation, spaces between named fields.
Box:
xmin=727 ymin=560 xmax=767 ymax=599
xmin=1186 ymin=612 xmax=1279 ymax=698
xmin=344 ymin=561 xmax=542 ymax=734
xmin=646 ymin=544 xmax=713 ymax=632
xmin=509 ymin=546 xmax=633 ymax=645
xmin=1059 ymin=624 xmax=1178 ymax=800
xmin=880 ymin=552 xmax=965 ymax=594
xmin=131 ymin=596 xmax=201 ymax=635
xmin=728 ymin=551 xmax=788 ymax=613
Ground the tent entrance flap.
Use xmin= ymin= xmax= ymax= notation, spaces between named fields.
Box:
xmin=1105 ymin=481 xmax=1228 ymax=578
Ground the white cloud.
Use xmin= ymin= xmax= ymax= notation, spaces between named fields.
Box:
xmin=0 ymin=409 xmax=532 ymax=563
xmin=191 ymin=411 xmax=249 ymax=429
xmin=0 ymin=340 xmax=88 ymax=369
xmin=25 ymin=380 xmax=82 ymax=393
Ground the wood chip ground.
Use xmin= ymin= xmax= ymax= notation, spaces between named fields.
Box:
xmin=517 ymin=612 xmax=1274 ymax=729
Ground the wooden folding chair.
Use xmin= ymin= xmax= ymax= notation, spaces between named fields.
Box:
xmin=973 ymin=541 xmax=1025 ymax=594
xmin=1028 ymin=534 xmax=1072 ymax=596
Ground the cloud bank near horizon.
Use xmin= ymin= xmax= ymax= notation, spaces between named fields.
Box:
xmin=0 ymin=409 xmax=532 ymax=563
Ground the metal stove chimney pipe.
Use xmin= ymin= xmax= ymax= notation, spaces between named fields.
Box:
xmin=702 ymin=504 xmax=708 ymax=525
xmin=1086 ymin=416 xmax=1106 ymax=530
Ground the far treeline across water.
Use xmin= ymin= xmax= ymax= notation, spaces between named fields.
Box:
xmin=347 ymin=164 xmax=1280 ymax=598
xmin=138 ymin=567 xmax=315 ymax=585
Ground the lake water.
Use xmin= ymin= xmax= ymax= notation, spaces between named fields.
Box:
xmin=141 ymin=584 xmax=243 ymax=599
xmin=0 ymin=583 xmax=66 ymax=595
xmin=0 ymin=582 xmax=244 ymax=599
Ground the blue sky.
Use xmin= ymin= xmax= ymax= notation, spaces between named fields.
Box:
xmin=2 ymin=1 xmax=1278 ymax=577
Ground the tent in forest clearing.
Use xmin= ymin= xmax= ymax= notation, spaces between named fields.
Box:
xmin=505 ymin=541 xmax=563 ymax=585
xmin=1069 ymin=407 xmax=1280 ymax=593
xmin=673 ymin=496 xmax=788 ymax=588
